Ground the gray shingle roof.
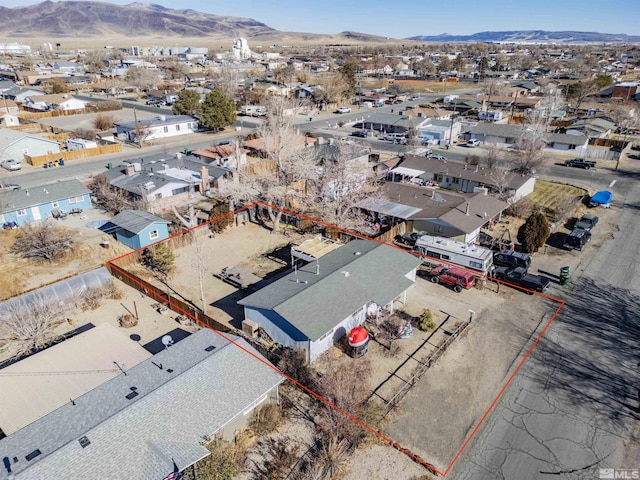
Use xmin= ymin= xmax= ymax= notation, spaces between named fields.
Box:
xmin=544 ymin=132 xmax=588 ymax=145
xmin=114 ymin=115 xmax=197 ymax=129
xmin=0 ymin=179 xmax=90 ymax=214
xmin=239 ymin=240 xmax=421 ymax=341
xmin=401 ymin=154 xmax=534 ymax=191
xmin=109 ymin=210 xmax=170 ymax=234
xmin=469 ymin=123 xmax=525 ymax=139
xmin=0 ymin=329 xmax=284 ymax=480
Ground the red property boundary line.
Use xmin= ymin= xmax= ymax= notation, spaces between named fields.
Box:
xmin=105 ymin=201 xmax=565 ymax=477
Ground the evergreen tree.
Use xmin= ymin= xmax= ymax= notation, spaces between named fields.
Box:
xmin=172 ymin=89 xmax=201 ymax=116
xmin=517 ymin=211 xmax=551 ymax=253
xmin=200 ymin=89 xmax=237 ymax=131
xmin=341 ymin=63 xmax=357 ymax=97
xmin=143 ymin=243 xmax=176 ymax=277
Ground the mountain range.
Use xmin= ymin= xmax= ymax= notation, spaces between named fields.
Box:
xmin=0 ymin=1 xmax=276 ymax=38
xmin=408 ymin=30 xmax=640 ymax=44
xmin=0 ymin=2 xmax=637 ymax=46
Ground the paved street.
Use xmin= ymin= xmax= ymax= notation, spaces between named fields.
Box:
xmin=449 ymin=162 xmax=640 ymax=479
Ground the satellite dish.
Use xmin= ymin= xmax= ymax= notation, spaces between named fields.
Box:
xmin=161 ymin=335 xmax=174 ymax=348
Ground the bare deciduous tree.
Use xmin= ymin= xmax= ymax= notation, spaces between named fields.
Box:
xmin=89 ymin=173 xmax=148 ymax=214
xmin=309 ymin=143 xmax=381 ymax=232
xmin=10 ymin=222 xmax=75 ymax=262
xmin=0 ymin=294 xmax=70 ymax=354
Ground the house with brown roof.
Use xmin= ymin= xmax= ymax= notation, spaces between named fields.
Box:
xmin=358 ymin=182 xmax=508 ymax=243
xmin=192 ymin=145 xmax=248 ymax=168
xmin=24 ymin=94 xmax=89 ymax=112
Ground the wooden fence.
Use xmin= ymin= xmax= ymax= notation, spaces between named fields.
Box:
xmin=106 ymin=261 xmax=232 ymax=334
xmin=24 ymin=143 xmax=122 ymax=166
xmin=18 ymin=108 xmax=89 ymax=119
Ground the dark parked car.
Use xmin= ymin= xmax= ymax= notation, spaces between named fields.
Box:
xmin=493 ymin=250 xmax=531 ymax=269
xmin=563 ymin=228 xmax=591 ymax=251
xmin=492 ymin=267 xmax=550 ymax=293
xmin=574 ymin=214 xmax=599 ymax=231
xmin=564 ymin=158 xmax=596 ymax=169
xmin=351 ymin=131 xmax=368 ymax=138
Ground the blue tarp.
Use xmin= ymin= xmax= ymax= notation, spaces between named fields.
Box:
xmin=590 ymin=190 xmax=612 ymax=205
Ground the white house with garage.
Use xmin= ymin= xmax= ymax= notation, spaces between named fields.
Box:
xmin=114 ymin=115 xmax=198 ymax=143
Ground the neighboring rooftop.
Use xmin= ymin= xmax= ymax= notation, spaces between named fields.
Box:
xmin=0 ymin=328 xmax=284 ymax=480
xmin=0 ymin=179 xmax=90 ymax=214
xmin=0 ymin=324 xmax=152 ymax=436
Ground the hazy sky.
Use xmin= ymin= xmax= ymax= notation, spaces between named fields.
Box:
xmin=2 ymin=0 xmax=639 ymax=37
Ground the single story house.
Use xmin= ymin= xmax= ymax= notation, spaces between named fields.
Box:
xmin=467 ymin=123 xmax=525 ymax=145
xmin=106 ymin=152 xmax=231 ymax=202
xmin=361 ymin=112 xmax=431 ymax=134
xmin=239 ymin=239 xmax=422 ymax=361
xmin=359 ymin=182 xmax=508 ymax=243
xmin=0 ymin=127 xmax=61 ymax=161
xmin=100 ymin=210 xmax=171 ymax=250
xmin=2 ymin=86 xmax=45 ymax=103
xmin=114 ymin=115 xmax=198 ymax=143
xmin=566 ymin=118 xmax=616 ymax=138
xmin=192 ymin=145 xmax=248 ymax=168
xmin=544 ymin=132 xmax=589 ymax=153
xmin=0 ymin=179 xmax=92 ymax=226
xmin=24 ymin=94 xmax=89 ymax=112
xmin=416 ymin=119 xmax=462 ymax=144
xmin=0 ymin=328 xmax=284 ymax=480
xmin=395 ymin=154 xmax=536 ymax=199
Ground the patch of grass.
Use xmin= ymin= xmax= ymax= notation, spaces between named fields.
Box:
xmin=527 ymin=181 xmax=587 ymax=212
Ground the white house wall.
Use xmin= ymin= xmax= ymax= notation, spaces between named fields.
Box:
xmin=3 ymin=138 xmax=61 ymax=160
xmin=146 ymin=182 xmax=190 ymax=201
xmin=514 ymin=177 xmax=535 ymax=199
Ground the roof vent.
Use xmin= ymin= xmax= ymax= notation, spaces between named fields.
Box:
xmin=354 ymin=251 xmax=362 ymax=256
xmin=205 ymin=345 xmax=216 ymax=352
xmin=125 ymin=387 xmax=139 ymax=400
xmin=25 ymin=450 xmax=41 ymax=462
xmin=78 ymin=436 xmax=91 ymax=448
xmin=341 ymin=271 xmax=350 ymax=277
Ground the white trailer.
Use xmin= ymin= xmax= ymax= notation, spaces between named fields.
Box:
xmin=240 ymin=105 xmax=266 ymax=116
xmin=414 ymin=235 xmax=493 ymax=274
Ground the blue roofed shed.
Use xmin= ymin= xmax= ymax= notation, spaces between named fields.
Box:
xmin=101 ymin=210 xmax=171 ymax=250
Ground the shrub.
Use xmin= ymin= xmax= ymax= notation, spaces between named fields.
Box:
xmin=417 ymin=309 xmax=436 ymax=331
xmin=118 ymin=313 xmax=138 ymax=328
xmin=142 ymin=243 xmax=176 ymax=277
xmin=250 ymin=403 xmax=282 ymax=436
xmin=92 ymin=113 xmax=117 ymax=131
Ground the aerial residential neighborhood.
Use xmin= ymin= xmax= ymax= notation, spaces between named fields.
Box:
xmin=0 ymin=1 xmax=639 ymax=479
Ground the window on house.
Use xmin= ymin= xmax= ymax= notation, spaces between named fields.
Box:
xmin=452 ymin=178 xmax=460 ymax=184
xmin=52 ymin=201 xmax=59 ymax=208
xmin=68 ymin=195 xmax=84 ymax=204
xmin=434 ymin=225 xmax=444 ymax=233
xmin=175 ymin=124 xmax=181 ymax=131
xmin=17 ymin=209 xmax=27 ymax=216
xmin=435 ymin=174 xmax=443 ymax=182
xmin=149 ymin=230 xmax=159 ymax=240
xmin=163 ymin=126 xmax=168 ymax=133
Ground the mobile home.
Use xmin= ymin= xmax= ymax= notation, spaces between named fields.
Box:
xmin=414 ymin=234 xmax=493 ymax=274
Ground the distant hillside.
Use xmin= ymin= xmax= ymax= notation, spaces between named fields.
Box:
xmin=0 ymin=1 xmax=276 ymax=38
xmin=408 ymin=30 xmax=640 ymax=44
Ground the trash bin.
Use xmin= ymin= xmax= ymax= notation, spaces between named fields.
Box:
xmin=107 ymin=162 xmax=112 ymax=169
xmin=559 ymin=266 xmax=570 ymax=285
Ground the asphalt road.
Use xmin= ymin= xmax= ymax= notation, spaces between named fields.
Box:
xmin=449 ymin=163 xmax=640 ymax=479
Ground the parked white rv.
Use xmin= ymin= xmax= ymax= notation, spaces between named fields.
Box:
xmin=414 ymin=235 xmax=493 ymax=274
xmin=240 ymin=105 xmax=266 ymax=117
